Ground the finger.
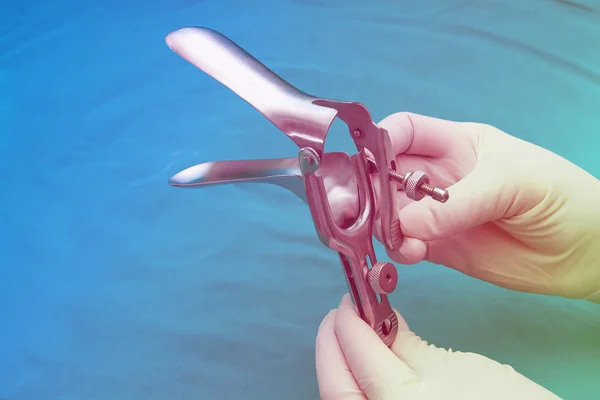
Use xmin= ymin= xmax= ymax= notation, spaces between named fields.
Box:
xmin=426 ymin=224 xmax=550 ymax=294
xmin=335 ymin=294 xmax=422 ymax=399
xmin=378 ymin=112 xmax=469 ymax=157
xmin=398 ymin=166 xmax=490 ymax=241
xmin=315 ymin=309 xmax=366 ymax=400
xmin=369 ymin=163 xmax=434 ymax=259
xmin=387 ymin=309 xmax=563 ymax=399
xmin=368 ymin=128 xmax=471 ymax=254
xmin=386 ymin=237 xmax=427 ymax=265
xmin=369 ymin=170 xmax=430 ymax=264
xmin=389 ymin=308 xmax=521 ymax=385
xmin=389 ymin=309 xmax=451 ymax=377
xmin=394 ymin=153 xmax=468 ymax=189
xmin=398 ymin=159 xmax=547 ymax=242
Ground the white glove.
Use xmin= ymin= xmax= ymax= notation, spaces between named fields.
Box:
xmin=369 ymin=112 xmax=600 ymax=302
xmin=315 ymin=295 xmax=561 ymax=400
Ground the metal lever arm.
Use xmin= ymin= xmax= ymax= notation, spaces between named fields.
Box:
xmin=314 ymin=99 xmax=403 ymax=250
xmin=165 ymin=27 xmax=406 ymax=346
xmin=298 ymin=148 xmax=399 ymax=346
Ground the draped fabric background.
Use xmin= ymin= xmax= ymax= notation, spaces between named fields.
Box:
xmin=2 ymin=0 xmax=600 ymax=398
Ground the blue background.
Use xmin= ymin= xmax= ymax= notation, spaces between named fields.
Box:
xmin=2 ymin=0 xmax=600 ymax=398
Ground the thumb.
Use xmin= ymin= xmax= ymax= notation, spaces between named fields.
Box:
xmin=398 ymin=159 xmax=545 ymax=241
xmin=334 ymin=295 xmax=422 ymax=399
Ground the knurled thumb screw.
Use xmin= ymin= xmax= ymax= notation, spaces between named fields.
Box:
xmin=388 ymin=169 xmax=449 ymax=203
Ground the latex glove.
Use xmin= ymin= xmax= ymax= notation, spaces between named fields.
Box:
xmin=371 ymin=113 xmax=600 ymax=302
xmin=315 ymin=294 xmax=560 ymax=400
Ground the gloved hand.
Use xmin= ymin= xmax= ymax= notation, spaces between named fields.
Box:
xmin=371 ymin=113 xmax=600 ymax=302
xmin=315 ymin=294 xmax=561 ymax=400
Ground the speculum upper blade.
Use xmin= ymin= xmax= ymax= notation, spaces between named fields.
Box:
xmin=165 ymin=27 xmax=338 ymax=157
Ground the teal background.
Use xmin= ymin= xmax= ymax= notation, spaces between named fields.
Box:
xmin=2 ymin=0 xmax=599 ymax=398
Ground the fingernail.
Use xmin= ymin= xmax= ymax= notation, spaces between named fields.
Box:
xmin=388 ymin=248 xmax=408 ymax=264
